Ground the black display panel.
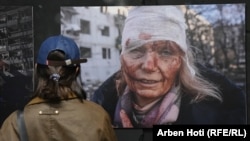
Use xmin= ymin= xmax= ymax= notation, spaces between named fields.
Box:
xmin=0 ymin=1 xmax=248 ymax=141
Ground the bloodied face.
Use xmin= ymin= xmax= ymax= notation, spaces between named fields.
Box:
xmin=120 ymin=40 xmax=184 ymax=106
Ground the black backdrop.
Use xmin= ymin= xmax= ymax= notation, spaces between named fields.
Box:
xmin=0 ymin=0 xmax=249 ymax=141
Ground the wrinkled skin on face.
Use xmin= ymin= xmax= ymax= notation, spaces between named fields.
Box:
xmin=120 ymin=40 xmax=183 ymax=107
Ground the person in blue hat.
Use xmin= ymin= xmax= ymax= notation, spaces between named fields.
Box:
xmin=0 ymin=35 xmax=117 ymax=141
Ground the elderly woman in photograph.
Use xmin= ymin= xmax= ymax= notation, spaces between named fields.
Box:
xmin=92 ymin=6 xmax=246 ymax=128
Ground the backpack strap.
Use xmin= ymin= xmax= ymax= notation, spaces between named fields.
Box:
xmin=17 ymin=110 xmax=28 ymax=141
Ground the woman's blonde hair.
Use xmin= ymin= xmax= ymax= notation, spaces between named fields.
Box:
xmin=178 ymin=47 xmax=222 ymax=103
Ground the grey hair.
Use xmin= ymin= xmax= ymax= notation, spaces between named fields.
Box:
xmin=178 ymin=46 xmax=223 ymax=103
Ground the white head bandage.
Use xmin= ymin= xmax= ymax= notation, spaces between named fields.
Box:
xmin=121 ymin=6 xmax=187 ymax=53
xmin=121 ymin=6 xmax=195 ymax=76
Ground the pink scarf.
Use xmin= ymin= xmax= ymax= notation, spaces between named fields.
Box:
xmin=114 ymin=86 xmax=181 ymax=128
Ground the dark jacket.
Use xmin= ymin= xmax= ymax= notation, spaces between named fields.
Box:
xmin=92 ymin=64 xmax=247 ymax=126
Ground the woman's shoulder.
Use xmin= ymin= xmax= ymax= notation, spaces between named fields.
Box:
xmin=82 ymin=99 xmax=108 ymax=111
xmin=197 ymin=63 xmax=243 ymax=92
xmin=0 ymin=110 xmax=19 ymax=141
xmin=0 ymin=110 xmax=19 ymax=131
xmin=79 ymin=100 xmax=113 ymax=121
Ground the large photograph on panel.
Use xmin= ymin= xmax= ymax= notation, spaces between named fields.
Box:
xmin=60 ymin=5 xmax=246 ymax=128
xmin=0 ymin=6 xmax=34 ymax=126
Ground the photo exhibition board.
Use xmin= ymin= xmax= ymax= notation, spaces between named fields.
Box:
xmin=60 ymin=4 xmax=246 ymax=127
xmin=0 ymin=1 xmax=248 ymax=141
